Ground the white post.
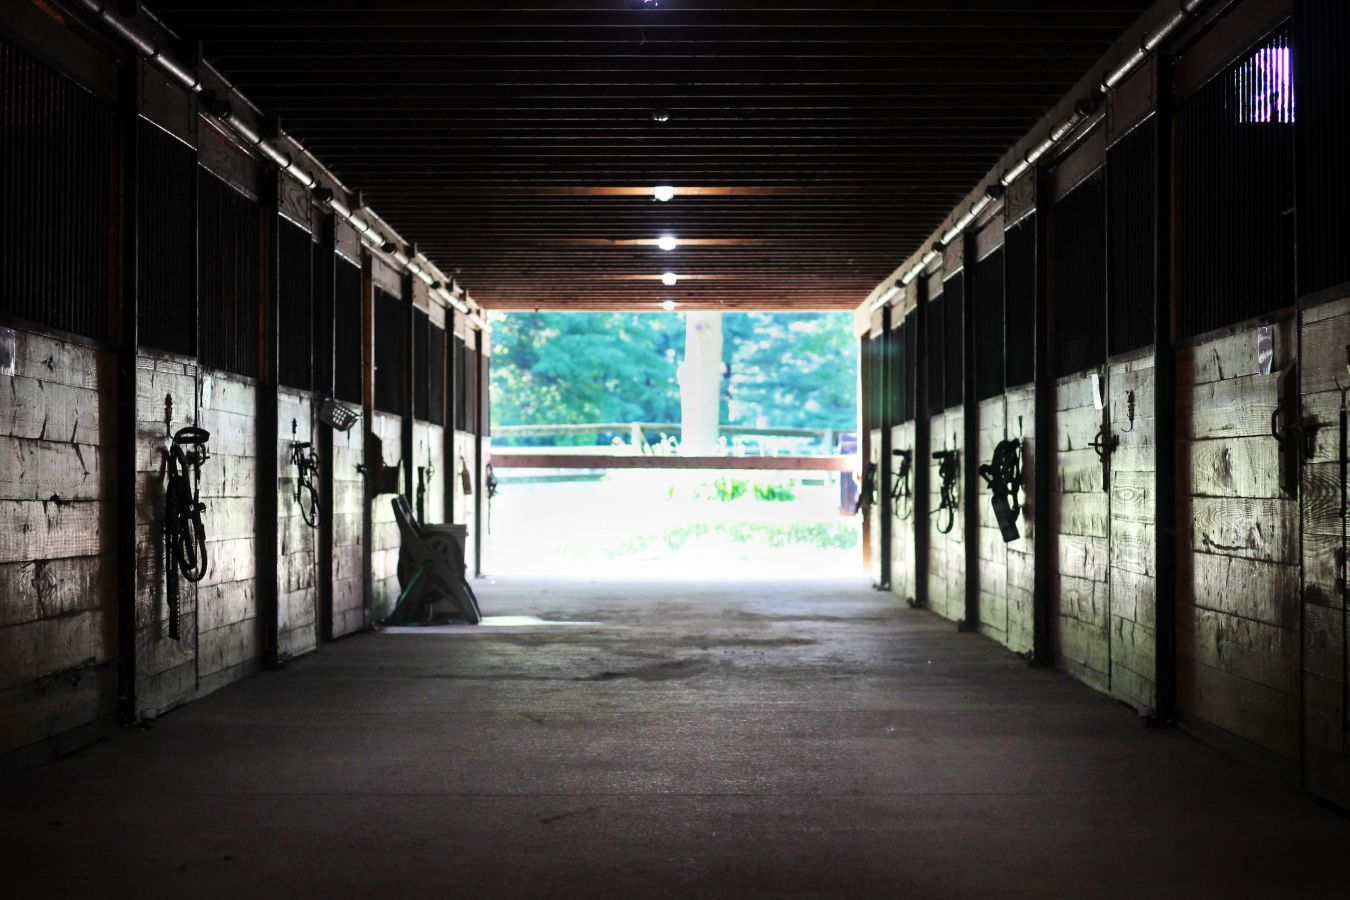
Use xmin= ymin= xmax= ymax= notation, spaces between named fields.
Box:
xmin=677 ymin=311 xmax=723 ymax=455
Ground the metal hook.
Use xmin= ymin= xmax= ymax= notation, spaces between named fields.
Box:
xmin=1120 ymin=389 xmax=1136 ymax=433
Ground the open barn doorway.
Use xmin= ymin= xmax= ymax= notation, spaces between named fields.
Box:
xmin=484 ymin=311 xmax=862 ymax=576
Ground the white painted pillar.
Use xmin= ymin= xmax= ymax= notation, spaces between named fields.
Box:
xmin=677 ymin=311 xmax=723 ymax=454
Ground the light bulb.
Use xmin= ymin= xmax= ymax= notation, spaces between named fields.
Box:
xmin=657 ymin=235 xmax=678 ymax=251
xmin=661 ymin=299 xmax=676 ymax=311
xmin=653 ymin=185 xmax=675 ymax=202
xmin=661 ymin=272 xmax=678 ymax=286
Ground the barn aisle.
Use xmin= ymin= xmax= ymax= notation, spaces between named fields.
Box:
xmin=3 ymin=577 xmax=1347 ymax=898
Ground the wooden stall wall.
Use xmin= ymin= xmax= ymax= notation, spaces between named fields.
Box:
xmin=1004 ymin=385 xmax=1036 ymax=655
xmin=975 ymin=395 xmax=1010 ymax=647
xmin=1176 ymin=322 xmax=1299 ymax=764
xmin=0 ymin=330 xmax=117 ymax=759
xmin=330 ymin=247 xmax=366 ymax=639
xmin=1051 ymin=371 xmax=1113 ymax=692
xmin=890 ymin=419 xmax=916 ymax=603
xmin=1301 ymin=295 xmax=1350 ymax=804
xmin=276 ymin=388 xmax=317 ymax=660
xmin=1107 ymin=353 xmax=1156 ymax=711
xmin=412 ymin=299 xmax=447 ymax=528
xmin=928 ymin=408 xmax=965 ymax=624
xmin=477 ymin=331 xmax=491 ymax=575
xmin=456 ymin=322 xmax=479 ymax=577
xmin=193 ymin=372 xmax=261 ymax=696
xmin=330 ymin=420 xmax=366 ymax=637
xmin=888 ymin=303 xmax=918 ymax=606
xmin=133 ymin=356 xmax=200 ymax=716
xmin=369 ymin=407 xmax=403 ymax=620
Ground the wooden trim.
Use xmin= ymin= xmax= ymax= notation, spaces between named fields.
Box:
xmin=0 ymin=0 xmax=119 ymax=101
xmin=974 ymin=211 xmax=1006 ymax=262
xmin=1107 ymin=57 xmax=1157 ymax=148
xmin=911 ymin=275 xmax=932 ymax=609
xmin=1047 ymin=124 xmax=1106 ymax=204
xmin=961 ymin=230 xmax=979 ymax=630
xmin=491 ymin=454 xmax=853 ymax=472
xmin=1174 ymin=0 xmax=1292 ymax=103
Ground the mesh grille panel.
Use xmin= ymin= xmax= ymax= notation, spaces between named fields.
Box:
xmin=137 ymin=120 xmax=196 ymax=356
xmin=1004 ymin=216 xmax=1036 ymax=387
xmin=413 ymin=309 xmax=430 ymax=420
xmin=453 ymin=336 xmax=466 ymax=431
xmin=333 ymin=257 xmax=363 ymax=404
xmin=904 ymin=316 xmax=917 ymax=422
xmin=373 ymin=287 xmax=404 ymax=414
xmin=973 ymin=247 xmax=1005 ymax=401
xmin=1107 ymin=118 xmax=1157 ymax=354
xmin=277 ymin=218 xmax=313 ymax=389
xmin=1294 ymin=3 xmax=1349 ymax=297
xmin=1051 ymin=170 xmax=1106 ymax=377
xmin=198 ymin=168 xmax=260 ymax=377
xmin=943 ymin=271 xmax=964 ymax=409
xmin=0 ymin=38 xmax=114 ymax=340
xmin=888 ymin=322 xmax=906 ymax=427
xmin=1176 ymin=26 xmax=1294 ymax=336
xmin=926 ymin=291 xmax=945 ymax=414
xmin=428 ymin=322 xmax=446 ymax=426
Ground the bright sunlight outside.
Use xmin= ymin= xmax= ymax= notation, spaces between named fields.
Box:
xmin=486 ymin=311 xmax=861 ymax=576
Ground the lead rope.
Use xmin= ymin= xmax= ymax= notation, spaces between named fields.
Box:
xmin=891 ymin=449 xmax=913 ymax=521
xmin=979 ymin=438 xmax=1024 ymax=543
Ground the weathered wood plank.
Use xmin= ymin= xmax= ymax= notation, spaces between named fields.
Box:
xmin=1185 ymin=436 xmax=1282 ymax=499
xmin=1177 ymin=319 xmax=1294 ymax=386
xmin=1182 ymin=605 xmax=1298 ymax=696
xmin=1054 ymin=492 xmax=1108 ymax=538
xmin=1190 ymin=497 xmax=1296 ymax=563
xmin=1178 ymin=658 xmax=1299 ymax=760
xmin=1180 ymin=373 xmax=1279 ymax=441
xmin=1179 ymin=552 xmax=1299 ymax=629
xmin=10 ymin=329 xmax=108 ymax=391
xmin=2 ymin=377 xmax=103 ymax=445
xmin=0 ymin=500 xmax=106 ymax=563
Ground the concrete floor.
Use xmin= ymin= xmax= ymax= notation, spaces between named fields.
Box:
xmin=4 ymin=577 xmax=1350 ymax=898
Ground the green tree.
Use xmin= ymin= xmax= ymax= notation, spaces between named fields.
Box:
xmin=489 ymin=312 xmax=684 ymax=443
xmin=489 ymin=310 xmax=857 ymax=440
xmin=721 ymin=312 xmax=856 ymax=431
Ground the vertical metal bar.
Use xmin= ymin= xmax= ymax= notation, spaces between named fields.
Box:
xmin=859 ymin=333 xmax=873 ymax=575
xmin=402 ymin=274 xmax=415 ymax=501
xmin=1153 ymin=58 xmax=1177 ymax=722
xmin=258 ymin=170 xmax=280 ymax=668
xmin=962 ymin=232 xmax=979 ymax=631
xmin=115 ymin=59 xmax=141 ymax=722
xmin=914 ymin=278 xmax=931 ymax=610
xmin=1032 ymin=181 xmax=1054 ymax=667
xmin=879 ymin=305 xmax=893 ymax=591
xmin=316 ymin=212 xmax=336 ymax=643
xmin=475 ymin=341 xmax=487 ymax=576
xmin=444 ymin=307 xmax=457 ymax=526
xmin=360 ymin=254 xmax=375 ymax=628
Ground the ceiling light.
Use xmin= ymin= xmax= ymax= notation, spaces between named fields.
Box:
xmin=661 ymin=272 xmax=679 ymax=286
xmin=651 ymin=108 xmax=670 ymax=123
xmin=661 ymin=299 xmax=677 ymax=311
xmin=654 ymin=185 xmax=675 ymax=202
xmin=657 ymin=235 xmax=678 ymax=251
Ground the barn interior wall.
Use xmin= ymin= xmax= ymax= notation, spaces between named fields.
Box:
xmin=872 ymin=0 xmax=1348 ymax=806
xmin=0 ymin=328 xmax=116 ymax=763
xmin=0 ymin=8 xmax=490 ymax=769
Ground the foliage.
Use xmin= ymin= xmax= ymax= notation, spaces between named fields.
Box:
xmin=752 ymin=481 xmax=796 ymax=502
xmin=488 ymin=311 xmax=685 ymax=444
xmin=489 ymin=311 xmax=857 ymax=438
xmin=720 ymin=313 xmax=857 ymax=433
xmin=712 ymin=477 xmax=748 ymax=502
xmin=610 ymin=521 xmax=858 ymax=555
